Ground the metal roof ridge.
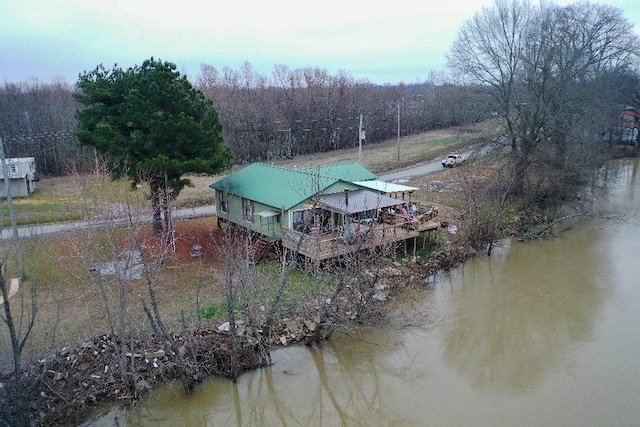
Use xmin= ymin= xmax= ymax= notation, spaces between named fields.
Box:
xmin=255 ymin=162 xmax=329 ymax=177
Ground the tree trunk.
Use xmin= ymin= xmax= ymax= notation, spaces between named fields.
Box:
xmin=0 ymin=269 xmax=37 ymax=375
xmin=161 ymin=180 xmax=175 ymax=248
xmin=225 ymin=254 xmax=240 ymax=380
xmin=1 ymin=273 xmax=21 ymax=375
xmin=150 ymin=178 xmax=164 ymax=235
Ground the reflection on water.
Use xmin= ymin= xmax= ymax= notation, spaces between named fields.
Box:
xmin=92 ymin=159 xmax=640 ymax=426
xmin=121 ymin=330 xmax=413 ymax=426
xmin=444 ymin=231 xmax=608 ymax=392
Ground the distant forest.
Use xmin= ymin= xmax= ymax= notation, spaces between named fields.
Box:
xmin=0 ymin=63 xmax=493 ymax=176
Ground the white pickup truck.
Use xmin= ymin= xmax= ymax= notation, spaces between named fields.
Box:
xmin=441 ymin=154 xmax=465 ymax=168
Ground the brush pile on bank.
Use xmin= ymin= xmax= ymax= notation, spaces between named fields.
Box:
xmin=0 ymin=317 xmax=338 ymax=427
xmin=0 ymin=329 xmax=262 ymax=426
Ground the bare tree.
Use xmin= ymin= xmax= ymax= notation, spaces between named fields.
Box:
xmin=0 ymin=257 xmax=37 ymax=375
xmin=1 ymin=61 xmax=494 ymax=175
xmin=454 ymin=158 xmax=517 ymax=255
xmin=448 ymin=0 xmax=533 ymax=152
xmin=449 ymin=0 xmax=640 ymax=210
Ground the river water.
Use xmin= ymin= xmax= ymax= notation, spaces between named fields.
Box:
xmin=95 ymin=159 xmax=640 ymax=426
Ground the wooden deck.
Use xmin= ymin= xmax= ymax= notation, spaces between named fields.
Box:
xmin=281 ymin=216 xmax=440 ymax=261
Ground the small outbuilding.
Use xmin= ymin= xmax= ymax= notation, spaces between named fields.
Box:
xmin=0 ymin=157 xmax=38 ymax=198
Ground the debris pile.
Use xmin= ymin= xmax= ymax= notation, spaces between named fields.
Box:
xmin=423 ymin=245 xmax=477 ymax=273
xmin=1 ymin=319 xmax=339 ymax=426
xmin=2 ymin=330 xmax=265 ymax=426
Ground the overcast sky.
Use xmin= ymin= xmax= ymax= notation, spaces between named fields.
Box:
xmin=1 ymin=0 xmax=639 ymax=86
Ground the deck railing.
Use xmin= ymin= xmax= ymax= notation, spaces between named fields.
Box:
xmin=281 ymin=203 xmax=440 ymax=261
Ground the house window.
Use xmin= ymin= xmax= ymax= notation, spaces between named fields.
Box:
xmin=293 ymin=209 xmax=315 ymax=232
xmin=242 ymin=198 xmax=254 ymax=222
xmin=219 ymin=191 xmax=228 ymax=213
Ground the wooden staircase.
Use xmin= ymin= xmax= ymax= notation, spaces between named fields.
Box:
xmin=251 ymin=239 xmax=272 ymax=264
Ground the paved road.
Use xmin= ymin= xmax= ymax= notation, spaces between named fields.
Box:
xmin=0 ymin=205 xmax=217 ymax=240
xmin=379 ymin=161 xmax=445 ymax=183
xmin=379 ymin=145 xmax=489 ymax=182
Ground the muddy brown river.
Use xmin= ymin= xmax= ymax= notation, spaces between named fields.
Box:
xmin=90 ymin=159 xmax=640 ymax=426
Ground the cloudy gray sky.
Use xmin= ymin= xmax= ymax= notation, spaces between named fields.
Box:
xmin=1 ymin=0 xmax=639 ymax=85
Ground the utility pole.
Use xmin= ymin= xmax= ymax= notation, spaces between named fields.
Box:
xmin=0 ymin=137 xmax=25 ymax=279
xmin=358 ymin=114 xmax=363 ymax=165
xmin=397 ymin=103 xmax=401 ymax=161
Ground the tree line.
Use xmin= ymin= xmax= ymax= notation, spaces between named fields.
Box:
xmin=0 ymin=79 xmax=94 ymax=176
xmin=0 ymin=66 xmax=492 ymax=175
xmin=196 ymin=63 xmax=491 ymax=163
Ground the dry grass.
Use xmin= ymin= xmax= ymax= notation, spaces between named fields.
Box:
xmin=173 ymin=175 xmax=221 ymax=208
xmin=2 ymin=173 xmax=148 ymax=226
xmin=0 ymin=218 xmax=228 ymax=373
xmin=270 ymin=120 xmax=499 ymax=172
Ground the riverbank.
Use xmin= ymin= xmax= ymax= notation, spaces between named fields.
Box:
xmin=0 ymin=214 xmax=478 ymax=427
xmin=1 ymin=246 xmax=477 ymax=426
xmin=0 ymin=149 xmax=523 ymax=426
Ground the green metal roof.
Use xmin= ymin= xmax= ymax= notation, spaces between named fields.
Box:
xmin=300 ymin=163 xmax=377 ymax=182
xmin=210 ymin=162 xmax=379 ymax=211
xmin=210 ymin=163 xmax=336 ymax=210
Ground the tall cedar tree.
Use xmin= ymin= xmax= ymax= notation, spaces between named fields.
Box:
xmin=75 ymin=58 xmax=233 ymax=234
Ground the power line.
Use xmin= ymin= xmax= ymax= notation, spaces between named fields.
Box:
xmin=3 ymin=129 xmax=75 ymax=143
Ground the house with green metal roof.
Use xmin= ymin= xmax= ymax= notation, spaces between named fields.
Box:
xmin=210 ymin=162 xmax=375 ymax=237
xmin=210 ymin=162 xmax=439 ymax=261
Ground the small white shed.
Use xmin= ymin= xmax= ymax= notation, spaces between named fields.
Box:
xmin=0 ymin=157 xmax=38 ymax=198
